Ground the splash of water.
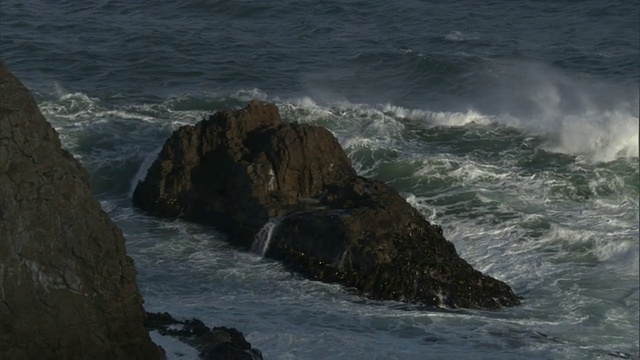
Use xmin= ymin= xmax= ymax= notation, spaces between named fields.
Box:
xmin=250 ymin=218 xmax=281 ymax=256
xmin=283 ymin=95 xmax=638 ymax=163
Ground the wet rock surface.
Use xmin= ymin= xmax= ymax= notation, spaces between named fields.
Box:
xmin=133 ymin=100 xmax=356 ymax=245
xmin=0 ymin=63 xmax=163 ymax=358
xmin=134 ymin=100 xmax=521 ymax=309
xmin=145 ymin=312 xmax=264 ymax=360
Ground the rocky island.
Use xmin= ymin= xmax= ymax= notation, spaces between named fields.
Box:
xmin=133 ymin=100 xmax=521 ymax=310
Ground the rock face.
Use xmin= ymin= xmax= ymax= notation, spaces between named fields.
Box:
xmin=133 ymin=100 xmax=521 ymax=309
xmin=0 ymin=64 xmax=163 ymax=359
xmin=133 ymin=100 xmax=356 ymax=244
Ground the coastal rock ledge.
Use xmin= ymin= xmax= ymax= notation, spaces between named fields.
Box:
xmin=133 ymin=100 xmax=521 ymax=310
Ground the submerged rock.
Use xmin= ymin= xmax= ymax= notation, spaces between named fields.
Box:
xmin=0 ymin=63 xmax=163 ymax=358
xmin=133 ymin=100 xmax=521 ymax=309
xmin=145 ymin=312 xmax=263 ymax=360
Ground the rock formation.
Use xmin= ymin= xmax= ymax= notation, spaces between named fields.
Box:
xmin=145 ymin=312 xmax=264 ymax=360
xmin=0 ymin=63 xmax=164 ymax=359
xmin=133 ymin=100 xmax=521 ymax=309
xmin=132 ymin=101 xmax=356 ymax=244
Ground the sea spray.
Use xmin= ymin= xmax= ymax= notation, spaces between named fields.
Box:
xmin=251 ymin=218 xmax=282 ymax=256
xmin=129 ymin=146 xmax=163 ymax=197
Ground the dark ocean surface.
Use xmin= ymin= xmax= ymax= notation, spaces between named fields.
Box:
xmin=2 ymin=1 xmax=638 ymax=359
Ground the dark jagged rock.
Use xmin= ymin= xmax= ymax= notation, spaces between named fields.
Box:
xmin=133 ymin=100 xmax=356 ymax=246
xmin=268 ymin=177 xmax=519 ymax=309
xmin=0 ymin=63 xmax=164 ymax=358
xmin=145 ymin=312 xmax=263 ymax=360
xmin=133 ymin=100 xmax=521 ymax=309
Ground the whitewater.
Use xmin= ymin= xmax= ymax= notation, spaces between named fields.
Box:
xmin=32 ymin=88 xmax=638 ymax=359
xmin=2 ymin=0 xmax=638 ymax=358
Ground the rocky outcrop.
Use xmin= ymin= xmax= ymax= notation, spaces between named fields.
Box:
xmin=133 ymin=100 xmax=521 ymax=309
xmin=145 ymin=312 xmax=264 ymax=360
xmin=0 ymin=63 xmax=163 ymax=359
xmin=133 ymin=100 xmax=356 ymax=245
xmin=266 ymin=176 xmax=519 ymax=309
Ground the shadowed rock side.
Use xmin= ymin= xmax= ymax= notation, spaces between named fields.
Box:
xmin=133 ymin=100 xmax=521 ymax=309
xmin=0 ymin=64 xmax=163 ymax=359
xmin=145 ymin=312 xmax=264 ymax=360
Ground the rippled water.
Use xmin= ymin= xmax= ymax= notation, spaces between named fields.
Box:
xmin=2 ymin=0 xmax=638 ymax=359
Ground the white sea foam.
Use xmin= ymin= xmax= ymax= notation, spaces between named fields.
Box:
xmin=547 ymin=110 xmax=639 ymax=162
xmin=382 ymin=104 xmax=495 ymax=127
xmin=521 ymin=223 xmax=640 ymax=274
xmin=447 ymin=163 xmax=510 ymax=182
xmin=293 ymin=68 xmax=640 ymax=164
xmin=149 ymin=331 xmax=199 ymax=360
xmin=279 ymin=98 xmax=407 ymax=161
xmin=497 ymin=61 xmax=639 ymax=162
xmin=233 ymin=88 xmax=270 ymax=102
xmin=342 ymin=136 xmax=378 ymax=150
xmin=128 ymin=91 xmax=637 ymax=170
xmin=92 ymin=109 xmax=156 ymax=122
xmin=39 ymin=91 xmax=100 ymax=119
xmin=42 ymin=89 xmax=204 ymax=131
xmin=405 ymin=194 xmax=438 ymax=222
xmin=37 ymin=87 xmax=638 ymax=359
xmin=276 ymin=92 xmax=639 ymax=163
xmin=384 ymin=103 xmax=638 ymax=162
xmin=593 ymin=239 xmax=639 ymax=275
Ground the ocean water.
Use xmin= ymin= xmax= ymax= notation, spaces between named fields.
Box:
xmin=2 ymin=1 xmax=638 ymax=359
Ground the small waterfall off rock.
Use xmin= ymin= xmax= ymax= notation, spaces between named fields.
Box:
xmin=251 ymin=218 xmax=281 ymax=256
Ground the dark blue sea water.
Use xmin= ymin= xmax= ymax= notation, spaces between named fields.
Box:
xmin=2 ymin=1 xmax=639 ymax=359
